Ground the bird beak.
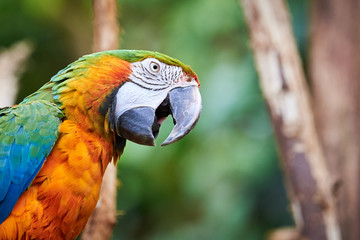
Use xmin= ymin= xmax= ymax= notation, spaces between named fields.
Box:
xmin=113 ymin=85 xmax=201 ymax=146
xmin=161 ymin=86 xmax=202 ymax=146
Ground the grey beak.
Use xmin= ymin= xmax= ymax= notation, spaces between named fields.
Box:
xmin=116 ymin=107 xmax=159 ymax=146
xmin=161 ymin=86 xmax=202 ymax=146
xmin=115 ymin=86 xmax=201 ymax=146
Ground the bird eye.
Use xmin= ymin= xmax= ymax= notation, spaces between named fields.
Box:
xmin=149 ymin=61 xmax=160 ymax=73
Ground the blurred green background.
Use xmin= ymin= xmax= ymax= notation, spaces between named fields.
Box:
xmin=0 ymin=0 xmax=308 ymax=239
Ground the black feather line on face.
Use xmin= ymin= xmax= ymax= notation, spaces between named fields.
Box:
xmin=99 ymin=86 xmax=121 ymax=116
xmin=106 ymin=87 xmax=120 ymax=132
xmin=103 ymin=86 xmax=127 ymax=156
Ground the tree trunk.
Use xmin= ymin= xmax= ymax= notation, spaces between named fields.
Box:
xmin=92 ymin=0 xmax=119 ymax=52
xmin=81 ymin=0 xmax=119 ymax=239
xmin=240 ymin=0 xmax=341 ymax=239
xmin=310 ymin=1 xmax=360 ymax=240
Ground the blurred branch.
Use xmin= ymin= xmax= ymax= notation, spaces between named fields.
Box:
xmin=240 ymin=0 xmax=341 ymax=239
xmin=93 ymin=0 xmax=119 ymax=52
xmin=0 ymin=41 xmax=32 ymax=107
xmin=310 ymin=1 xmax=360 ymax=239
xmin=81 ymin=0 xmax=119 ymax=239
xmin=267 ymin=227 xmax=300 ymax=240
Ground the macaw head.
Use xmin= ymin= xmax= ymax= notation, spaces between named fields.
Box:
xmin=107 ymin=52 xmax=201 ymax=146
xmin=49 ymin=50 xmax=201 ymax=148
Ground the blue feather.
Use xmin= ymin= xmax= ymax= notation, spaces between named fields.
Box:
xmin=0 ymin=184 xmax=21 ymax=223
xmin=0 ymin=101 xmax=62 ymax=224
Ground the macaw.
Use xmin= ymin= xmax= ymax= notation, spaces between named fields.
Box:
xmin=0 ymin=50 xmax=201 ymax=240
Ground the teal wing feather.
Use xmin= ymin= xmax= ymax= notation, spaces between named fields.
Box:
xmin=0 ymin=100 xmax=63 ymax=224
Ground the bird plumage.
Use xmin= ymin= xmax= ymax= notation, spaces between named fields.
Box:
xmin=0 ymin=50 xmax=201 ymax=239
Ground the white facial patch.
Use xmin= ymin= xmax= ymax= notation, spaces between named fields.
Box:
xmin=114 ymin=81 xmax=169 ymax=117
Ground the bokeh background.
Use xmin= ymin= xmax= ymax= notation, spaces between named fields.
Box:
xmin=0 ymin=0 xmax=308 ymax=239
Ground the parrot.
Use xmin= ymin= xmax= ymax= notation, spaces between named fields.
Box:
xmin=0 ymin=50 xmax=201 ymax=240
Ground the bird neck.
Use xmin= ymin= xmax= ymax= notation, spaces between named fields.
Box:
xmin=24 ymin=54 xmax=132 ymax=160
xmin=56 ymin=54 xmax=132 ymax=134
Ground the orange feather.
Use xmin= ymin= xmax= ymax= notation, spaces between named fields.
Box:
xmin=0 ymin=120 xmax=114 ymax=239
xmin=0 ymin=56 xmax=131 ymax=239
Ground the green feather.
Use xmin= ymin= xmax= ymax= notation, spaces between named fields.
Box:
xmin=104 ymin=50 xmax=195 ymax=75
